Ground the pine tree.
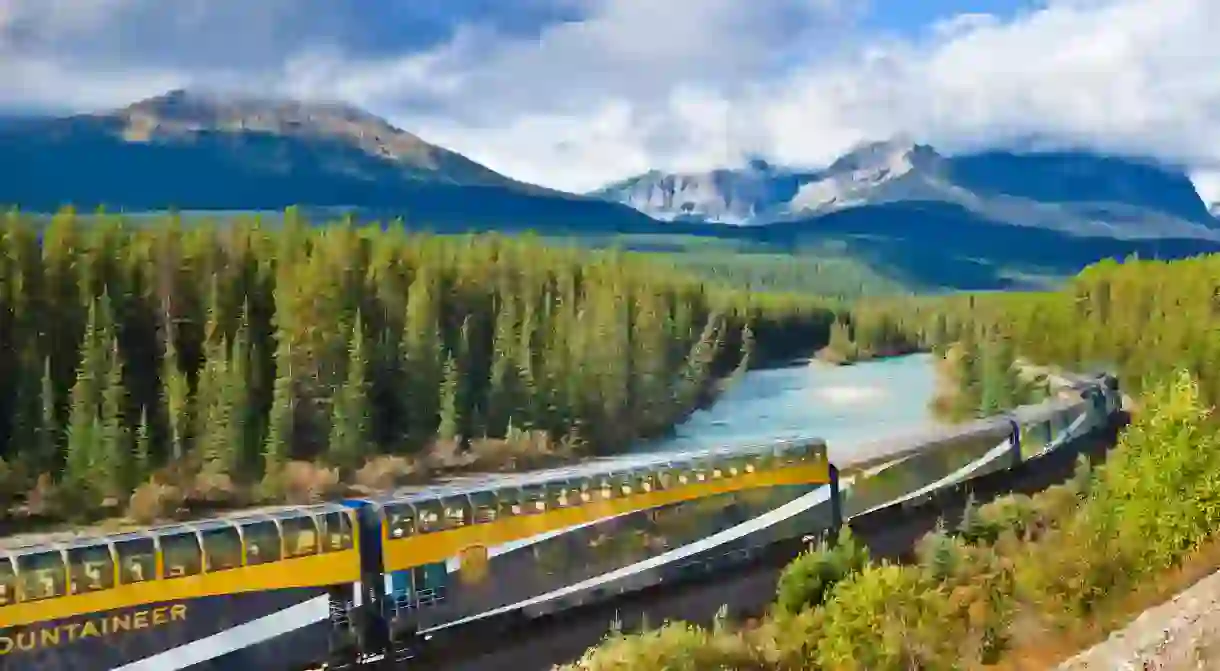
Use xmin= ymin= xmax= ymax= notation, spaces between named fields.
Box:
xmin=37 ymin=358 xmax=58 ymax=473
xmin=487 ymin=294 xmax=522 ymax=437
xmin=955 ymin=325 xmax=984 ymax=415
xmin=437 ymin=353 xmax=462 ymax=444
xmin=63 ymin=299 xmax=108 ymax=502
xmin=99 ymin=336 xmax=129 ymax=495
xmin=329 ymin=314 xmax=372 ymax=470
xmin=930 ymin=313 xmax=950 ymax=357
xmin=401 ymin=268 xmax=443 ymax=442
xmin=133 ymin=406 xmax=152 ymax=481
xmin=162 ymin=330 xmax=190 ymax=462
xmin=196 ymin=336 xmax=232 ymax=474
xmin=262 ymin=344 xmax=295 ymax=490
xmin=979 ymin=331 xmax=1019 ymax=416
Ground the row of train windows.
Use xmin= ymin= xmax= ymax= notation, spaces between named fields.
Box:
xmin=384 ymin=448 xmax=821 ymax=538
xmin=0 ymin=512 xmax=354 ymax=605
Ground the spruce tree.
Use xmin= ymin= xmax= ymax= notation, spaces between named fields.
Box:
xmin=99 ymin=336 xmax=129 ymax=495
xmin=262 ymin=344 xmax=295 ymax=490
xmin=437 ymin=353 xmax=462 ymax=444
xmin=37 ymin=358 xmax=58 ymax=474
xmin=329 ymin=314 xmax=372 ymax=470
xmin=63 ymin=299 xmax=107 ymax=502
xmin=162 ymin=331 xmax=190 ymax=462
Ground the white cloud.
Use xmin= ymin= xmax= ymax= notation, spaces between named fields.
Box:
xmin=3 ymin=0 xmax=1220 ymax=202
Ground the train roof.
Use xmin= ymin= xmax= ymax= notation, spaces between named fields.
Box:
xmin=836 ymin=390 xmax=1091 ymax=472
xmin=376 ymin=437 xmax=829 ymax=506
xmin=0 ymin=500 xmax=355 ymax=556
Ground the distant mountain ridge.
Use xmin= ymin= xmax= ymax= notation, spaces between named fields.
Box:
xmin=591 ymin=139 xmax=1220 ymax=240
xmin=0 ymin=89 xmax=656 ymax=229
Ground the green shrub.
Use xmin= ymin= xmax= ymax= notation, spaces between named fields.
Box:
xmin=775 ymin=527 xmax=869 ymax=615
xmin=814 ymin=563 xmax=961 ymax=671
xmin=559 ymin=621 xmax=766 ymax=671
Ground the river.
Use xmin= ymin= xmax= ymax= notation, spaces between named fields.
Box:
xmin=637 ymin=353 xmax=941 ymax=459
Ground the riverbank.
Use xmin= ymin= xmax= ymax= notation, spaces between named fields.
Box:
xmin=924 ymin=344 xmax=1061 ymax=423
xmin=812 ymin=344 xmax=922 ymax=366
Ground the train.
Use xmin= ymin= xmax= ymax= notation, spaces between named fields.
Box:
xmin=0 ymin=373 xmax=1120 ymax=671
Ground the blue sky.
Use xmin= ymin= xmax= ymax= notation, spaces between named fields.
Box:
xmin=860 ymin=0 xmax=1039 ymax=33
xmin=2 ymin=0 xmax=1220 ymax=199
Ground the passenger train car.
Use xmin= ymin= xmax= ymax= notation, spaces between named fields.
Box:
xmin=0 ymin=504 xmax=360 ymax=670
xmin=0 ymin=373 xmax=1120 ymax=671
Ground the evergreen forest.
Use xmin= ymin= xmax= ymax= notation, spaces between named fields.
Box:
xmin=0 ymin=208 xmax=835 ymax=528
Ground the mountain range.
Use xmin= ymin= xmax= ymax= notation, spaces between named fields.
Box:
xmin=590 ymin=139 xmax=1220 ymax=240
xmin=4 ymin=89 xmax=1220 ymax=289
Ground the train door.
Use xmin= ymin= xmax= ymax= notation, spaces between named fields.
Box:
xmin=412 ymin=562 xmax=448 ymax=606
xmin=387 ymin=569 xmax=411 ymax=614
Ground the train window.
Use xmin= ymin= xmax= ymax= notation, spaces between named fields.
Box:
xmin=753 ymin=450 xmax=774 ymax=472
xmin=791 ymin=444 xmax=814 ymax=463
xmin=160 ymin=532 xmax=203 ymax=578
xmin=521 ymin=485 xmax=547 ymax=514
xmin=0 ymin=557 xmax=15 ymax=606
xmin=321 ymin=511 xmax=355 ymax=553
xmin=690 ymin=463 xmax=710 ymax=483
xmin=633 ymin=470 xmax=656 ymax=494
xmin=440 ymin=497 xmax=472 ymax=530
xmin=415 ymin=500 xmax=444 ymax=533
xmin=280 ymin=517 xmax=320 ymax=558
xmin=67 ymin=544 xmax=115 ymax=594
xmin=385 ymin=504 xmax=416 ymax=539
xmin=774 ymin=444 xmax=796 ymax=467
xmin=16 ymin=550 xmax=66 ymax=601
xmin=238 ymin=520 xmax=282 ymax=565
xmin=594 ymin=476 xmax=615 ymax=501
xmin=201 ymin=527 xmax=243 ymax=572
xmin=673 ymin=463 xmax=694 ymax=486
xmin=614 ymin=474 xmax=635 ymax=497
xmin=653 ymin=468 xmax=672 ymax=490
xmin=724 ymin=457 xmax=749 ymax=478
xmin=470 ymin=492 xmax=497 ymax=524
xmin=496 ymin=487 xmax=522 ymax=517
xmin=564 ymin=481 xmax=585 ymax=505
xmin=571 ymin=479 xmax=590 ymax=504
xmin=546 ymin=481 xmax=572 ymax=509
xmin=115 ymin=538 xmax=156 ymax=584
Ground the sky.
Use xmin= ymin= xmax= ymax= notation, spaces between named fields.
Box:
xmin=4 ymin=0 xmax=1220 ymax=201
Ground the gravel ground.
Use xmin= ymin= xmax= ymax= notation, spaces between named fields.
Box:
xmin=1057 ymin=568 xmax=1220 ymax=670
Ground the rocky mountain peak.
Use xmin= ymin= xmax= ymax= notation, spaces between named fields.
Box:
xmin=115 ymin=88 xmax=441 ymax=170
xmin=825 ymin=138 xmax=945 ymax=177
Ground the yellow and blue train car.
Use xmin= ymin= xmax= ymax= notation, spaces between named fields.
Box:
xmin=0 ymin=440 xmax=834 ymax=670
xmin=0 ymin=503 xmax=361 ymax=671
xmin=365 ymin=439 xmax=834 ymax=640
